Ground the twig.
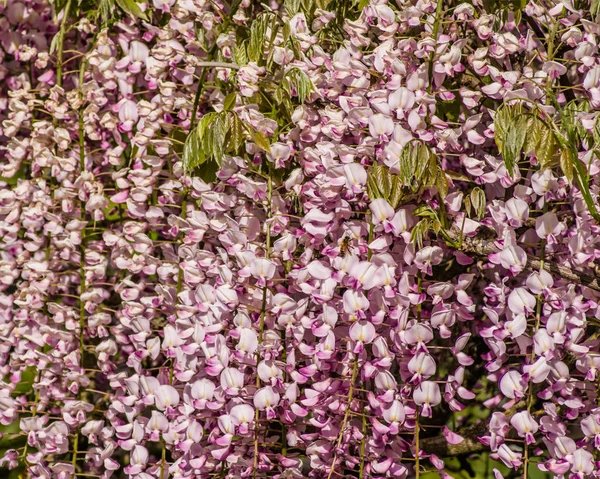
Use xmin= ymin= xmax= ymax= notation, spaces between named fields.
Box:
xmin=446 ymin=228 xmax=600 ymax=293
xmin=195 ymin=61 xmax=240 ymax=70
xmin=420 ymin=396 xmax=530 ymax=457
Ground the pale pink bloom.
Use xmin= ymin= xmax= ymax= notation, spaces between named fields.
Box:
xmin=496 ymin=444 xmax=522 ymax=469
xmin=503 ymin=314 xmax=527 ymax=339
xmin=250 ymin=258 xmax=276 ymax=279
xmin=584 ymin=66 xmax=600 ymax=90
xmin=220 ymin=368 xmax=245 ymax=395
xmin=254 ymin=386 xmax=281 ymax=416
xmin=129 ymin=40 xmax=149 ymax=63
xmin=343 ymin=163 xmax=367 ymax=193
xmin=552 ymin=435 xmax=576 ymax=459
xmin=230 ymin=404 xmax=255 ymax=435
xmin=127 ymin=445 xmax=149 ymax=474
xmin=507 ymin=288 xmax=536 ymax=315
xmin=267 ymin=143 xmax=291 ymax=166
xmin=505 ymin=198 xmax=529 ymax=227
xmin=580 ymin=415 xmax=600 ymax=448
xmin=408 ymin=352 xmax=436 ymax=383
xmin=531 ymin=169 xmax=558 ymax=196
xmin=383 ymin=400 xmax=405 ymax=433
xmin=533 ymin=329 xmax=554 ymax=358
xmin=307 ymin=260 xmax=332 ymax=280
xmin=499 ymin=370 xmax=525 ymax=399
xmin=510 ymin=411 xmax=538 ymax=444
xmin=389 ymin=208 xmax=413 ymax=237
xmin=499 ymin=245 xmax=527 ymax=274
xmin=257 ymin=360 xmax=283 ymax=383
xmin=413 ymin=381 xmax=441 ymax=417
xmin=370 ymin=198 xmax=395 ymax=224
xmin=375 ymin=370 xmax=397 ymax=395
xmin=524 ymin=356 xmax=551 ymax=384
xmin=369 ymin=113 xmax=394 ymax=139
xmin=571 ymin=449 xmax=594 ymax=477
xmin=389 ymin=87 xmax=415 ymax=112
xmin=154 ymin=385 xmax=180 ymax=410
xmin=118 ymin=99 xmax=138 ymax=132
xmin=190 ymin=379 xmax=216 ymax=405
xmin=162 ymin=324 xmax=185 ymax=350
xmin=147 ymin=411 xmax=168 ymax=441
xmin=342 ymin=290 xmax=370 ymax=317
xmin=349 ymin=261 xmax=380 ymax=290
xmin=349 ymin=320 xmax=376 ymax=352
xmin=526 ymin=270 xmax=554 ymax=294
xmin=442 ymin=426 xmax=464 ymax=445
xmin=535 ymin=211 xmax=562 ymax=239
xmin=236 ymin=328 xmax=258 ymax=356
xmin=414 ymin=246 xmax=444 ymax=275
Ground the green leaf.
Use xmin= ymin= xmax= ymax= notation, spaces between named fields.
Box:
xmin=593 ymin=0 xmax=600 ymax=18
xmin=114 ymin=0 xmax=148 ymax=20
xmin=227 ymin=113 xmax=245 ymax=152
xmin=183 ymin=111 xmax=235 ymax=172
xmin=413 ymin=205 xmax=437 ymax=218
xmin=464 ymin=195 xmax=472 ymax=218
xmin=282 ymin=22 xmax=292 ymax=42
xmin=535 ymin=124 xmax=557 ymax=168
xmin=209 ymin=114 xmax=230 ymax=164
xmin=388 ymin=176 xmax=404 ymax=209
xmin=572 ymin=154 xmax=600 ymax=222
xmin=197 ymin=158 xmax=220 ymax=183
xmin=49 ymin=33 xmax=61 ymax=55
xmin=183 ymin=127 xmax=205 ymax=172
xmin=398 ymin=141 xmax=437 ymax=191
xmin=470 ymin=187 xmax=486 ymax=219
xmin=445 ymin=170 xmax=471 ymax=183
xmin=378 ymin=165 xmax=392 ymax=200
xmin=248 ymin=128 xmax=271 ymax=153
xmin=410 ymin=219 xmax=430 ymax=250
xmin=223 ymin=93 xmax=237 ymax=112
xmin=233 ymin=41 xmax=248 ymax=67
xmin=367 ymin=171 xmax=382 ymax=201
xmin=435 ymin=168 xmax=449 ymax=199
xmin=229 ymin=0 xmax=243 ymax=18
xmin=502 ymin=115 xmax=527 ymax=178
xmin=560 ymin=149 xmax=574 ymax=184
xmin=279 ymin=68 xmax=313 ymax=104
xmin=284 ymin=0 xmax=301 ymax=16
xmin=248 ymin=13 xmax=275 ymax=64
xmin=399 ymin=143 xmax=417 ymax=186
xmin=98 ymin=0 xmax=115 ymax=25
xmin=414 ymin=143 xmax=432 ymax=182
xmin=493 ymin=104 xmax=518 ymax=153
xmin=523 ymin=116 xmax=541 ymax=155
xmin=52 ymin=0 xmax=69 ymax=14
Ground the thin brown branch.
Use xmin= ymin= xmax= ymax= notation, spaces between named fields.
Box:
xmin=195 ymin=61 xmax=240 ymax=70
xmin=447 ymin=228 xmax=600 ymax=293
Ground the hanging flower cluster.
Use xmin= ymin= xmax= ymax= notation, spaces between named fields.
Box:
xmin=2 ymin=0 xmax=600 ymax=478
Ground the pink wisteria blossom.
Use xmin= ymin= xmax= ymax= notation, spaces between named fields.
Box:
xmin=2 ymin=0 xmax=600 ymax=478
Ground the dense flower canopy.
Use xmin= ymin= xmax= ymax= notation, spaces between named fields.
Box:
xmin=2 ymin=0 xmax=600 ymax=478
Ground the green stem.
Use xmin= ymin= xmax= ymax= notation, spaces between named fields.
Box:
xmin=56 ymin=0 xmax=73 ymax=89
xmin=254 ymin=172 xmax=272 ymax=478
xmin=190 ymin=68 xmax=209 ymax=130
xmin=427 ymin=0 xmax=444 ymax=94
xmin=71 ymin=53 xmax=88 ymax=474
xmin=523 ymin=206 xmax=547 ymax=478
xmin=359 ymin=412 xmax=367 ymax=478
xmin=415 ymin=410 xmax=420 ymax=479
xmin=327 ymin=358 xmax=359 ymax=479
